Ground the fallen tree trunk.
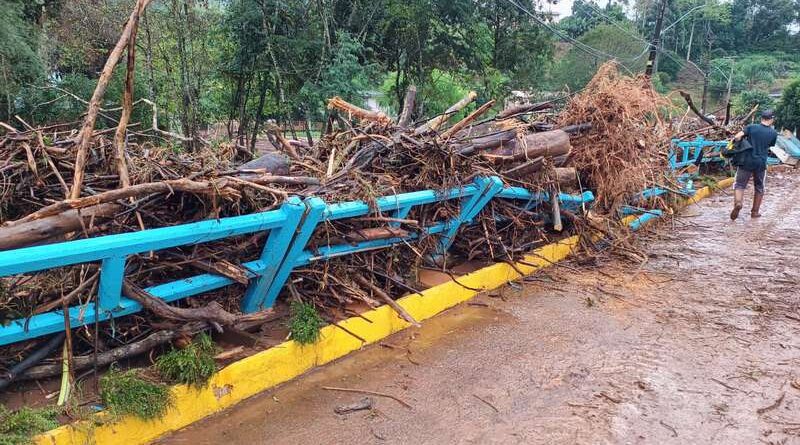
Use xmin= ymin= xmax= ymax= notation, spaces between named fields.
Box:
xmin=554 ymin=167 xmax=579 ymax=188
xmin=123 ymin=282 xmax=273 ymax=326
xmin=10 ymin=178 xmax=242 ymax=225
xmin=17 ymin=324 xmax=205 ymax=381
xmin=0 ymin=204 xmax=120 ymax=250
xmin=457 ymin=128 xmax=519 ymax=155
xmin=484 ymin=129 xmax=571 ymax=162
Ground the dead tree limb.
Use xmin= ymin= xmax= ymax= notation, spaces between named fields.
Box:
xmin=678 ymin=90 xmax=720 ymax=128
xmin=397 ymin=86 xmax=417 ymax=128
xmin=440 ymin=100 xmax=495 ymax=140
xmin=0 ymin=333 xmax=66 ymax=390
xmin=123 ymin=282 xmax=272 ymax=326
xmin=10 ymin=178 xmax=241 ymax=225
xmin=414 ymin=91 xmax=477 ymax=135
xmin=0 ymin=204 xmax=120 ymax=250
xmin=328 ymin=96 xmax=390 ymax=123
xmin=496 ymin=101 xmax=553 ymax=119
xmin=353 ymin=274 xmax=420 ymax=327
xmin=70 ymin=0 xmax=153 ymax=199
xmin=17 ymin=325 xmax=205 ymax=381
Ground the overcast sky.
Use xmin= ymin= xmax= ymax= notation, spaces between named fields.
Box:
xmin=543 ymin=0 xmax=612 ymax=22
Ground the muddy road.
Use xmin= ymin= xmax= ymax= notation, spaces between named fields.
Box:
xmin=160 ymin=171 xmax=800 ymax=445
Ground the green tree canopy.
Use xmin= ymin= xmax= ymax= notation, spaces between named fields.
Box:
xmin=776 ymin=79 xmax=800 ymax=135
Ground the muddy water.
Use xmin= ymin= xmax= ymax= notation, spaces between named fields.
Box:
xmin=159 ymin=171 xmax=800 ymax=445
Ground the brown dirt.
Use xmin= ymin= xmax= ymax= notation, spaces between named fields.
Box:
xmin=155 ymin=171 xmax=800 ymax=444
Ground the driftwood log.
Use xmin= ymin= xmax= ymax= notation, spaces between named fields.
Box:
xmin=484 ymin=129 xmax=572 ymax=162
xmin=0 ymin=204 xmax=120 ymax=251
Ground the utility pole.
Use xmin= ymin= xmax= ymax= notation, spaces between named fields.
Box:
xmin=645 ymin=0 xmax=669 ymax=78
xmin=700 ymin=27 xmax=712 ymax=113
xmin=724 ymin=57 xmax=735 ymax=124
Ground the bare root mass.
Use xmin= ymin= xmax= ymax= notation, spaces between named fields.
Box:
xmin=559 ymin=62 xmax=670 ymax=212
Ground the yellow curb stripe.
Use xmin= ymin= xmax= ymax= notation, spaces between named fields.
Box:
xmin=33 ymin=177 xmax=729 ymax=445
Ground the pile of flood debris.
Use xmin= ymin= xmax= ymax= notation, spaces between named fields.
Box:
xmin=0 ymin=62 xmax=681 ymax=396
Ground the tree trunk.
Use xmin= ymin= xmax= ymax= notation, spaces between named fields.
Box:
xmin=250 ymin=73 xmax=269 ymax=155
xmin=485 ymin=129 xmax=572 ymax=161
xmin=0 ymin=204 xmax=120 ymax=251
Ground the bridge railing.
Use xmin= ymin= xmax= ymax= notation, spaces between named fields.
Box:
xmin=0 ymin=176 xmax=594 ymax=346
xmin=669 ymin=136 xmax=729 ymax=170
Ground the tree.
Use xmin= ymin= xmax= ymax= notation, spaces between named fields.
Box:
xmin=776 ymin=79 xmax=800 ymax=135
xmin=0 ymin=0 xmax=44 ymax=123
xmin=299 ymin=32 xmax=377 ymax=120
xmin=560 ymin=0 xmax=626 ymax=39
xmin=549 ymin=24 xmax=647 ymax=91
xmin=732 ymin=89 xmax=774 ymax=118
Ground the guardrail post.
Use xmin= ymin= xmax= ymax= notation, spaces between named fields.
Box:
xmin=98 ymin=256 xmax=126 ymax=312
xmin=241 ymin=197 xmax=306 ymax=313
xmin=388 ymin=205 xmax=414 ymax=228
xmin=434 ymin=176 xmax=504 ymax=259
xmin=260 ymin=197 xmax=326 ymax=310
xmin=462 ymin=176 xmax=504 ymax=223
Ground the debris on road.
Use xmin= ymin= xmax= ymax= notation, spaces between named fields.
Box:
xmin=333 ymin=397 xmax=373 ymax=415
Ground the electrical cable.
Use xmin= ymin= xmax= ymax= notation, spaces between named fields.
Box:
xmin=503 ymin=0 xmax=646 ymax=72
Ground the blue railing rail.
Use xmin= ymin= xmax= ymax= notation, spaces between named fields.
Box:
xmin=669 ymin=136 xmax=729 ymax=170
xmin=0 ymin=176 xmax=594 ymax=346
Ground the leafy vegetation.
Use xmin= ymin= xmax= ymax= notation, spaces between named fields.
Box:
xmin=0 ymin=405 xmax=59 ymax=445
xmin=732 ymin=90 xmax=775 ymax=118
xmin=548 ymin=24 xmax=647 ymax=91
xmin=155 ymin=333 xmax=218 ymax=387
xmin=99 ymin=369 xmax=172 ymax=420
xmin=288 ymin=301 xmax=324 ymax=345
xmin=776 ymin=79 xmax=800 ymax=135
xmin=0 ymin=0 xmax=797 ymax=137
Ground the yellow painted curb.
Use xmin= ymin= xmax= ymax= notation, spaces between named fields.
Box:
xmin=686 ymin=177 xmax=734 ymax=205
xmin=33 ymin=177 xmax=731 ymax=445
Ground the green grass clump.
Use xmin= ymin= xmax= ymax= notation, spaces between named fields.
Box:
xmin=155 ymin=333 xmax=217 ymax=386
xmin=288 ymin=301 xmax=323 ymax=344
xmin=99 ymin=369 xmax=172 ymax=420
xmin=0 ymin=405 xmax=59 ymax=445
xmin=698 ymin=175 xmax=719 ymax=189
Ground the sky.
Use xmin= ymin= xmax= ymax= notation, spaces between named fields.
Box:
xmin=543 ymin=0 xmax=611 ymax=22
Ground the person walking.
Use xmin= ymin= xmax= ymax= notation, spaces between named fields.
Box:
xmin=731 ymin=110 xmax=778 ymax=220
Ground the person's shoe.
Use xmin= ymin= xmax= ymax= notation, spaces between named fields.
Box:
xmin=751 ymin=193 xmax=763 ymax=218
xmin=730 ymin=203 xmax=742 ymax=220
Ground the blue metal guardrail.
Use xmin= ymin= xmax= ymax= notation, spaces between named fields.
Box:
xmin=669 ymin=136 xmax=730 ymax=170
xmin=0 ymin=176 xmax=594 ymax=346
xmin=670 ymin=135 xmax=784 ymax=171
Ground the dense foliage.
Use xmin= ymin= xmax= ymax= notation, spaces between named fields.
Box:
xmin=0 ymin=0 xmax=798 ymax=139
xmin=0 ymin=405 xmax=59 ymax=445
xmin=776 ymin=79 xmax=800 ymax=135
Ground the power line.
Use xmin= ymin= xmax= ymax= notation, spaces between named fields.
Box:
xmin=580 ymin=0 xmax=732 ymax=83
xmin=503 ymin=0 xmax=645 ymax=72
